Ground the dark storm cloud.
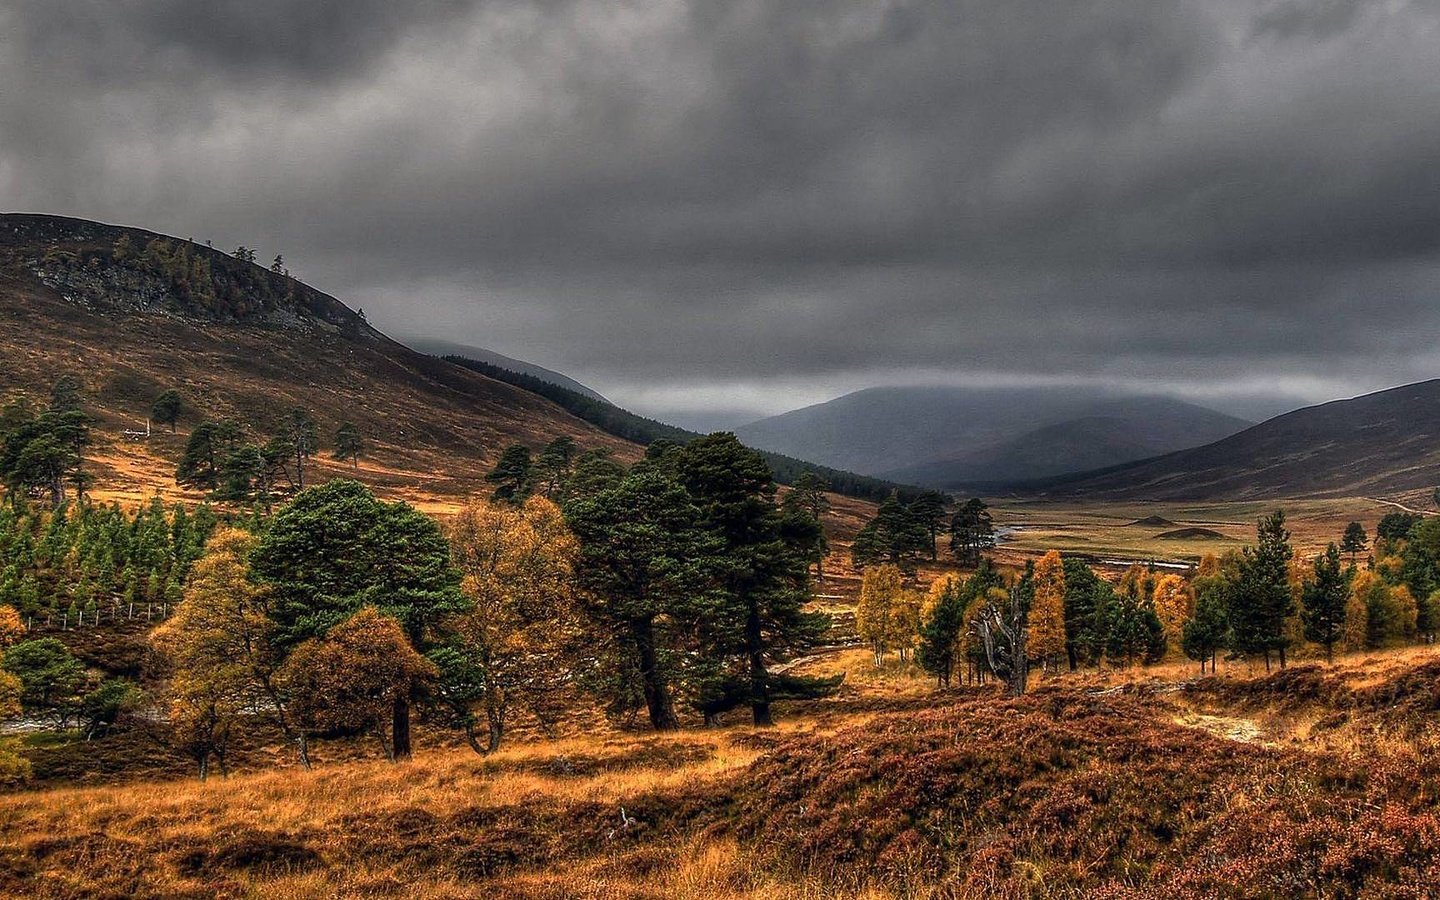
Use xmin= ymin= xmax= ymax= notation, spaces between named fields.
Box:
xmin=3 ymin=0 xmax=1440 ymax=423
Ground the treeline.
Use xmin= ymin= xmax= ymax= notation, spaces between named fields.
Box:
xmin=861 ymin=509 xmax=1440 ymax=697
xmin=0 ymin=498 xmax=216 ymax=622
xmin=118 ymin=433 xmax=835 ymax=779
xmin=442 ymin=354 xmax=915 ymax=502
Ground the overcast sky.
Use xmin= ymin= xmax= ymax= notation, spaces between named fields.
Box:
xmin=4 ymin=0 xmax=1440 ymax=427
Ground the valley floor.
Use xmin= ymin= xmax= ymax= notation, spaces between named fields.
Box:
xmin=4 ymin=643 xmax=1440 ymax=898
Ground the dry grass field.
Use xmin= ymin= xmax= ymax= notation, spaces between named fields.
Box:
xmin=5 ymin=642 xmax=1440 ymax=898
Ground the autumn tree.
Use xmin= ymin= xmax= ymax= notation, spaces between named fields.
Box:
xmin=0 ymin=606 xmax=22 ymax=648
xmin=857 ymin=563 xmax=904 ymax=666
xmin=486 ymin=443 xmax=534 ymax=504
xmin=1028 ymin=551 xmax=1067 ymax=672
xmin=949 ymin=498 xmax=995 ymax=567
xmin=1301 ymin=544 xmax=1349 ymax=661
xmin=251 ymin=480 xmax=464 ymax=758
xmin=438 ymin=496 xmax=581 ymax=752
xmin=281 ymin=607 xmax=436 ymax=762
xmin=152 ymin=528 xmax=295 ymax=773
xmin=1229 ymin=511 xmax=1295 ymax=670
xmin=1150 ymin=573 xmax=1192 ymax=654
xmin=333 ymin=422 xmax=364 ymax=468
xmin=565 ymin=469 xmax=719 ymax=730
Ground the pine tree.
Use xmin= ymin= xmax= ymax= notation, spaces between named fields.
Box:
xmin=948 ymin=498 xmax=995 ymax=567
xmin=151 ymin=390 xmax=183 ymax=432
xmin=1340 ymin=522 xmax=1368 ymax=565
xmin=333 ymin=422 xmax=364 ymax=468
xmin=1302 ymin=544 xmax=1349 ymax=661
xmin=1182 ymin=581 xmax=1230 ymax=673
xmin=1229 ymin=511 xmax=1295 ymax=670
xmin=486 ymin=444 xmax=534 ymax=504
xmin=917 ymin=575 xmax=965 ymax=686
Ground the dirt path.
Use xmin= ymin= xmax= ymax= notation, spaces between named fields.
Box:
xmin=1366 ymin=496 xmax=1425 ymax=514
xmin=1172 ymin=712 xmax=1269 ymax=745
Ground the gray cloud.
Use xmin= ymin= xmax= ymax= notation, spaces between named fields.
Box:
xmin=3 ymin=0 xmax=1439 ymax=425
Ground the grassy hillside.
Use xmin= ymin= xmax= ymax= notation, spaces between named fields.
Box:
xmin=0 ymin=214 xmax=639 ymax=510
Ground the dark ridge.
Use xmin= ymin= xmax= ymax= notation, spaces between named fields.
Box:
xmin=441 ymin=354 xmax=921 ymax=502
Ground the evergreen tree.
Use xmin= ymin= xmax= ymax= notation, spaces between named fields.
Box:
xmin=485 ymin=443 xmax=534 ymax=504
xmin=676 ymin=434 xmax=827 ymax=726
xmin=279 ymin=408 xmax=318 ymax=490
xmin=151 ymin=389 xmax=183 ymax=432
xmin=917 ymin=575 xmax=965 ymax=686
xmin=250 ymin=480 xmax=464 ymax=759
xmin=1302 ymin=544 xmax=1349 ymax=661
xmin=1182 ymin=581 xmax=1230 ymax=673
xmin=175 ymin=420 xmax=242 ymax=489
xmin=534 ymin=436 xmax=576 ymax=498
xmin=564 ymin=469 xmax=720 ymax=730
xmin=1061 ymin=557 xmax=1108 ymax=669
xmin=1340 ymin=521 xmax=1368 ymax=565
xmin=852 ymin=493 xmax=930 ymax=572
xmin=948 ymin=498 xmax=995 ymax=567
xmin=907 ymin=491 xmax=949 ymax=560
xmin=333 ymin=422 xmax=364 ymax=468
xmin=1229 ymin=511 xmax=1296 ymax=670
xmin=780 ymin=471 xmax=831 ymax=579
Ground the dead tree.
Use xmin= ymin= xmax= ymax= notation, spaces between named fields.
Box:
xmin=972 ymin=586 xmax=1029 ymax=697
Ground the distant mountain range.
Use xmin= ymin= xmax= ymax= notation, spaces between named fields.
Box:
xmin=734 ymin=386 xmax=1252 ymax=489
xmin=1028 ymin=380 xmax=1440 ymax=500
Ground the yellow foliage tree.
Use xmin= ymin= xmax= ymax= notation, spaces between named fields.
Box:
xmin=889 ymin=589 xmax=924 ymax=663
xmin=1150 ymin=573 xmax=1192 ymax=653
xmin=857 ymin=564 xmax=904 ymax=666
xmin=0 ymin=605 xmax=23 ymax=649
xmin=1340 ymin=585 xmax=1369 ymax=652
xmin=444 ymin=496 xmax=581 ymax=752
xmin=152 ymin=528 xmax=288 ymax=777
xmin=1028 ymin=551 xmax=1067 ymax=671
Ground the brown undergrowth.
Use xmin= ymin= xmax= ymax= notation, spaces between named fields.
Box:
xmin=4 ymin=653 xmax=1440 ymax=897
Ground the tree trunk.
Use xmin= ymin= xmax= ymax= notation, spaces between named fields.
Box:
xmin=377 ymin=727 xmax=394 ymax=763
xmin=463 ymin=721 xmax=485 ymax=755
xmin=1278 ymin=645 xmax=1287 ymax=669
xmin=197 ymin=754 xmax=208 ymax=782
xmin=746 ymin=600 xmax=772 ymax=727
xmin=486 ymin=702 xmax=505 ymax=753
xmin=633 ymin=617 xmax=678 ymax=730
xmin=1263 ymin=649 xmax=1271 ymax=673
xmin=391 ymin=696 xmax=412 ymax=760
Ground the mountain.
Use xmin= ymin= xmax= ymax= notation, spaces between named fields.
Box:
xmin=400 ymin=337 xmax=609 ymax=402
xmin=0 ymin=213 xmax=637 ymax=505
xmin=734 ymin=386 xmax=1250 ymax=487
xmin=1028 ymin=379 xmax=1440 ymax=501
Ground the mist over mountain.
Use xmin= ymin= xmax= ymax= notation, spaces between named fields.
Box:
xmin=735 ymin=386 xmax=1252 ymax=487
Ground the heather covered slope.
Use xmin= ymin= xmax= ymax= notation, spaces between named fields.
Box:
xmin=4 ymin=651 xmax=1440 ymax=898
xmin=1034 ymin=379 xmax=1440 ymax=501
xmin=0 ymin=214 xmax=637 ymax=507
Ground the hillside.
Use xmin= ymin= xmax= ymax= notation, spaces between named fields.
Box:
xmin=1032 ymin=379 xmax=1440 ymax=501
xmin=0 ymin=213 xmax=637 ymax=508
xmin=401 ymin=337 xmax=609 ymax=402
xmin=735 ymin=386 xmax=1249 ymax=486
xmin=442 ymin=354 xmax=919 ymax=503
